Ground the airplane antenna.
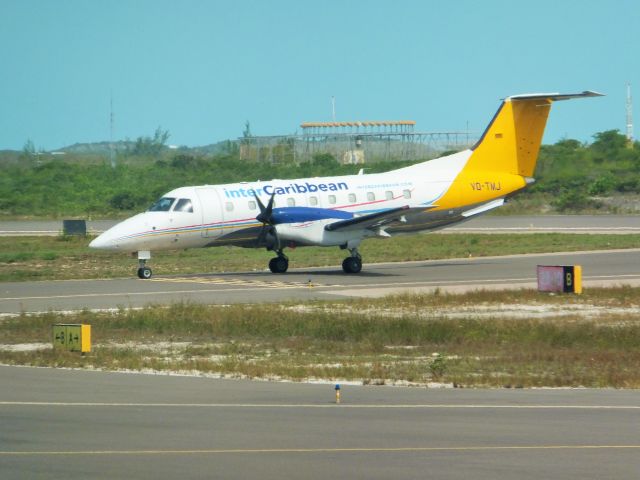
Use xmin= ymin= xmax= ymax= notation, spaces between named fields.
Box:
xmin=110 ymin=91 xmax=116 ymax=168
xmin=626 ymin=83 xmax=634 ymax=146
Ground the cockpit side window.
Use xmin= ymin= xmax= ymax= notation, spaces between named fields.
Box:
xmin=173 ymin=198 xmax=194 ymax=213
xmin=148 ymin=197 xmax=176 ymax=212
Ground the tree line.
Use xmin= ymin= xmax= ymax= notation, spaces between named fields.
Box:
xmin=0 ymin=130 xmax=638 ymax=218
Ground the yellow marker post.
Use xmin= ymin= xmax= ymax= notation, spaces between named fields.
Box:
xmin=335 ymin=384 xmax=341 ymax=404
xmin=573 ymin=265 xmax=582 ymax=294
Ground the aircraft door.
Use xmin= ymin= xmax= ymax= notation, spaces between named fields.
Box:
xmin=195 ymin=187 xmax=225 ymax=238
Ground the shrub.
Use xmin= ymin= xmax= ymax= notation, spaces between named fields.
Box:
xmin=552 ymin=190 xmax=591 ymax=212
xmin=109 ymin=192 xmax=140 ymax=211
xmin=588 ymin=175 xmax=616 ymax=195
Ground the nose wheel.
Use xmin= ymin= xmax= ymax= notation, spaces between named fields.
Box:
xmin=137 ymin=266 xmax=153 ymax=279
xmin=137 ymin=252 xmax=153 ymax=279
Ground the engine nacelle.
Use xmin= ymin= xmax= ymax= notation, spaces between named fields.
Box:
xmin=275 ymin=220 xmax=375 ymax=247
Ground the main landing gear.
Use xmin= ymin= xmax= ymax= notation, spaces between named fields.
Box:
xmin=265 ymin=248 xmax=363 ymax=274
xmin=268 ymin=251 xmax=289 ymax=273
xmin=341 ymin=248 xmax=362 ymax=274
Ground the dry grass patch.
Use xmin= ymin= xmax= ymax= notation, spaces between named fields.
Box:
xmin=1 ymin=287 xmax=640 ymax=387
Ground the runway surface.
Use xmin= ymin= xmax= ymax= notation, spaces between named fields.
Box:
xmin=3 ymin=221 xmax=640 ymax=478
xmin=1 ymin=365 xmax=639 ymax=479
xmin=2 ymin=215 xmax=640 ymax=235
xmin=1 ymin=249 xmax=639 ymax=314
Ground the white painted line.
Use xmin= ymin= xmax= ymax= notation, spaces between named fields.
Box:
xmin=0 ymin=285 xmax=312 ymax=302
xmin=1 ymin=445 xmax=639 ymax=456
xmin=340 ymin=274 xmax=640 ymax=290
xmin=3 ymin=274 xmax=640 ymax=304
xmin=1 ymin=401 xmax=639 ymax=409
xmin=355 ymin=248 xmax=640 ymax=270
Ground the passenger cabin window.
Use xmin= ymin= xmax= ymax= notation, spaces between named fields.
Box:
xmin=403 ymin=189 xmax=412 ymax=199
xmin=173 ymin=198 xmax=193 ymax=213
xmin=287 ymin=198 xmax=295 ymax=207
xmin=309 ymin=196 xmax=318 ymax=206
xmin=328 ymin=195 xmax=336 ymax=205
xmin=385 ymin=191 xmax=393 ymax=200
xmin=248 ymin=200 xmax=257 ymax=210
xmin=148 ymin=197 xmax=175 ymax=212
xmin=348 ymin=193 xmax=356 ymax=203
xmin=367 ymin=192 xmax=375 ymax=201
xmin=225 ymin=202 xmax=234 ymax=212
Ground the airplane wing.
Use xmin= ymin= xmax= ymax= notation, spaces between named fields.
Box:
xmin=324 ymin=206 xmax=411 ymax=232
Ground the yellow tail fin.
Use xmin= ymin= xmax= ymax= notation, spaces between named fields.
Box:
xmin=433 ymin=91 xmax=602 ymax=211
xmin=467 ymin=91 xmax=603 ymax=178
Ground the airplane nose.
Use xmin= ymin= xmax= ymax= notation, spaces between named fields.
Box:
xmin=89 ymin=232 xmax=115 ymax=249
xmin=89 ymin=215 xmax=145 ymax=250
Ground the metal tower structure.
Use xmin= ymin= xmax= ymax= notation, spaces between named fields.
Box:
xmin=626 ymin=83 xmax=634 ymax=144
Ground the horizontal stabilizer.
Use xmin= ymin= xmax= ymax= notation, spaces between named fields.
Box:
xmin=507 ymin=91 xmax=604 ymax=102
xmin=324 ymin=206 xmax=409 ymax=232
xmin=461 ymin=198 xmax=505 ymax=218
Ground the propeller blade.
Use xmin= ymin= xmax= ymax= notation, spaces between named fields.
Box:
xmin=253 ymin=191 xmax=266 ymax=214
xmin=253 ymin=191 xmax=278 ymax=248
xmin=264 ymin=192 xmax=275 ymax=218
xmin=257 ymin=225 xmax=268 ymax=245
xmin=255 ymin=192 xmax=276 ymax=225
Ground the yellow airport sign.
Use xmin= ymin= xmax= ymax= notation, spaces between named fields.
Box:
xmin=53 ymin=324 xmax=91 ymax=353
xmin=536 ymin=265 xmax=582 ymax=294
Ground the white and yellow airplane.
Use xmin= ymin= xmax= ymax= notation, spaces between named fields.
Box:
xmin=90 ymin=91 xmax=602 ymax=278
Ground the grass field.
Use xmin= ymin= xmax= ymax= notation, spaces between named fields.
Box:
xmin=1 ymin=287 xmax=639 ymax=388
xmin=1 ymin=233 xmax=639 ymax=282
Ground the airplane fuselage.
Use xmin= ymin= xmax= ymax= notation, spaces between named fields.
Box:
xmin=91 ymin=149 xmax=522 ymax=253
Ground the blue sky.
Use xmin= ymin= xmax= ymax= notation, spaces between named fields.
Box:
xmin=0 ymin=0 xmax=637 ymax=151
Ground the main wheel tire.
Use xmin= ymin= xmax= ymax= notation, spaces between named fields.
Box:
xmin=137 ymin=267 xmax=153 ymax=279
xmin=269 ymin=257 xmax=289 ymax=273
xmin=342 ymin=256 xmax=362 ymax=274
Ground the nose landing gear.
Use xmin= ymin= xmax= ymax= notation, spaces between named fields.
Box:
xmin=137 ymin=265 xmax=152 ymax=279
xmin=136 ymin=251 xmax=152 ymax=279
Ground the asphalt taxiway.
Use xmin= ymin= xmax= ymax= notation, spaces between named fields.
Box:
xmin=1 ymin=249 xmax=639 ymax=314
xmin=1 ymin=365 xmax=639 ymax=479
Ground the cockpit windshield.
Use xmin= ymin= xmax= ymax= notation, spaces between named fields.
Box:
xmin=148 ymin=197 xmax=175 ymax=212
xmin=173 ymin=198 xmax=194 ymax=213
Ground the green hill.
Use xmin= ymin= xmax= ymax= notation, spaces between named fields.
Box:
xmin=1 ymin=130 xmax=638 ymax=219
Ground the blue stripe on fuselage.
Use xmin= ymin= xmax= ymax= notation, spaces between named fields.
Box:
xmin=270 ymin=207 xmax=353 ymax=224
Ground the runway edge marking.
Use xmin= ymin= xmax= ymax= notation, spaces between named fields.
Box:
xmin=1 ymin=401 xmax=639 ymax=409
xmin=2 ymin=445 xmax=640 ymax=456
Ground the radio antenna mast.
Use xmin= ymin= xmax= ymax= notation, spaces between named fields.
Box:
xmin=626 ymin=83 xmax=634 ymax=146
xmin=110 ymin=92 xmax=116 ymax=168
xmin=331 ymin=96 xmax=336 ymax=122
